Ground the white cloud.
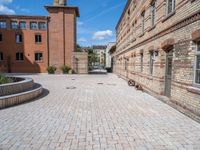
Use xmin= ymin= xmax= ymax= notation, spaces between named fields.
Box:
xmin=15 ymin=6 xmax=30 ymax=13
xmin=0 ymin=0 xmax=15 ymax=15
xmin=77 ymin=21 xmax=84 ymax=26
xmin=78 ymin=37 xmax=87 ymax=42
xmin=92 ymin=30 xmax=113 ymax=40
xmin=0 ymin=0 xmax=12 ymax=4
xmin=0 ymin=4 xmax=15 ymax=14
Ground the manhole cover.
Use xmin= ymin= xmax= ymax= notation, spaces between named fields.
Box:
xmin=71 ymin=79 xmax=75 ymax=80
xmin=66 ymin=86 xmax=76 ymax=89
xmin=97 ymin=83 xmax=103 ymax=85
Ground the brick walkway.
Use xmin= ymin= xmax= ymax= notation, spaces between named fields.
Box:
xmin=1 ymin=74 xmax=200 ymax=150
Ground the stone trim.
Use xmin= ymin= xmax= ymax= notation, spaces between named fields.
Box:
xmin=161 ymin=38 xmax=175 ymax=50
xmin=192 ymin=29 xmax=200 ymax=41
xmin=187 ymin=86 xmax=200 ymax=95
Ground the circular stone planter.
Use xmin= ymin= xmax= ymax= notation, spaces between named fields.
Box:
xmin=0 ymin=77 xmax=43 ymax=109
xmin=0 ymin=77 xmax=34 ymax=96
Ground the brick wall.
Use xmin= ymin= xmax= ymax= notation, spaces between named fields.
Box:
xmin=73 ymin=52 xmax=88 ymax=74
xmin=0 ymin=16 xmax=48 ymax=73
xmin=114 ymin=0 xmax=200 ymax=116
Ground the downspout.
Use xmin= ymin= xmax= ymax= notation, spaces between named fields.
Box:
xmin=63 ymin=8 xmax=66 ymax=65
xmin=47 ymin=17 xmax=50 ymax=66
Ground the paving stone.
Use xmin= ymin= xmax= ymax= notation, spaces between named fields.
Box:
xmin=0 ymin=74 xmax=200 ymax=150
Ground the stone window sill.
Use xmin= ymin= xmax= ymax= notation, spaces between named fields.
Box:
xmin=139 ymin=33 xmax=144 ymax=38
xmin=148 ymin=25 xmax=156 ymax=32
xmin=162 ymin=11 xmax=176 ymax=23
xmin=187 ymin=86 xmax=200 ymax=95
xmin=147 ymin=76 xmax=153 ymax=80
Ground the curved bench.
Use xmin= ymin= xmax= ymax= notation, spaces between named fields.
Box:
xmin=0 ymin=77 xmax=34 ymax=96
xmin=0 ymin=84 xmax=43 ymax=109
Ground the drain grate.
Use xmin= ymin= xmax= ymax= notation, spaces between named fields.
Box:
xmin=66 ymin=86 xmax=76 ymax=89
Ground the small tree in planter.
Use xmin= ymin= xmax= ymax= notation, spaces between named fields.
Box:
xmin=61 ymin=65 xmax=71 ymax=74
xmin=47 ymin=65 xmax=57 ymax=74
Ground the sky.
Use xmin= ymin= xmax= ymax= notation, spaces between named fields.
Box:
xmin=0 ymin=0 xmax=126 ymax=46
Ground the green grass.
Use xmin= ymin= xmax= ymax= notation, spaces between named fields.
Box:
xmin=0 ymin=74 xmax=13 ymax=85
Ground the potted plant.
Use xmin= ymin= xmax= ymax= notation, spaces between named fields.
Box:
xmin=47 ymin=65 xmax=57 ymax=74
xmin=61 ymin=65 xmax=71 ymax=74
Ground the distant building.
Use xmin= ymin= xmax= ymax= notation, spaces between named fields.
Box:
xmin=105 ymin=42 xmax=116 ymax=70
xmin=92 ymin=45 xmax=107 ymax=67
xmin=0 ymin=0 xmax=79 ymax=73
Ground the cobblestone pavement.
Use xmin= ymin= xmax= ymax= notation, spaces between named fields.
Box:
xmin=1 ymin=74 xmax=200 ymax=150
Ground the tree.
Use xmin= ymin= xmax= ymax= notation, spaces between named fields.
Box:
xmin=88 ymin=48 xmax=97 ymax=69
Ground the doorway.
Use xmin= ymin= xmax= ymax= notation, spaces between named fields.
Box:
xmin=165 ymin=48 xmax=173 ymax=97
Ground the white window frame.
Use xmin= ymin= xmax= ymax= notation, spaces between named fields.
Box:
xmin=166 ymin=0 xmax=176 ymax=15
xmin=16 ymin=52 xmax=24 ymax=61
xmin=19 ymin=21 xmax=26 ymax=29
xmin=194 ymin=40 xmax=200 ymax=87
xmin=11 ymin=21 xmax=18 ymax=29
xmin=0 ymin=21 xmax=7 ymax=29
xmin=141 ymin=53 xmax=144 ymax=72
xmin=141 ymin=12 xmax=145 ymax=34
xmin=35 ymin=34 xmax=42 ymax=43
xmin=150 ymin=51 xmax=154 ymax=75
xmin=16 ymin=34 xmax=22 ymax=43
xmin=151 ymin=0 xmax=156 ymax=26
xmin=35 ymin=52 xmax=43 ymax=62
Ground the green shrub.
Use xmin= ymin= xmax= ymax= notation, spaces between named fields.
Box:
xmin=61 ymin=65 xmax=71 ymax=74
xmin=47 ymin=65 xmax=57 ymax=74
xmin=0 ymin=74 xmax=12 ymax=85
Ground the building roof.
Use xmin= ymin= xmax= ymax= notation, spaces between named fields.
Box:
xmin=0 ymin=15 xmax=48 ymax=20
xmin=92 ymin=45 xmax=107 ymax=49
xmin=116 ymin=0 xmax=131 ymax=30
xmin=108 ymin=45 xmax=116 ymax=54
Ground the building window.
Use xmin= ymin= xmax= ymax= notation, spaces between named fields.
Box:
xmin=19 ymin=21 xmax=26 ymax=29
xmin=35 ymin=52 xmax=43 ymax=62
xmin=0 ymin=21 xmax=7 ymax=29
xmin=195 ymin=41 xmax=200 ymax=85
xmin=0 ymin=33 xmax=2 ymax=42
xmin=141 ymin=53 xmax=143 ymax=72
xmin=35 ymin=34 xmax=42 ymax=43
xmin=151 ymin=1 xmax=156 ymax=26
xmin=141 ymin=12 xmax=145 ymax=34
xmin=30 ymin=22 xmax=38 ymax=30
xmin=11 ymin=21 xmax=18 ymax=29
xmin=167 ymin=0 xmax=176 ymax=14
xmin=150 ymin=52 xmax=154 ymax=75
xmin=0 ymin=52 xmax=3 ymax=61
xmin=38 ymin=22 xmax=46 ymax=30
xmin=16 ymin=52 xmax=24 ymax=61
xmin=16 ymin=34 xmax=22 ymax=43
xmin=125 ymin=59 xmax=128 ymax=71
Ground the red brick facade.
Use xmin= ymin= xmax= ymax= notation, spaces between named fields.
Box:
xmin=0 ymin=1 xmax=79 ymax=73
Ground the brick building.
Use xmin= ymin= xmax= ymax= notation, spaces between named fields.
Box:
xmin=0 ymin=0 xmax=79 ymax=73
xmin=114 ymin=0 xmax=200 ymax=116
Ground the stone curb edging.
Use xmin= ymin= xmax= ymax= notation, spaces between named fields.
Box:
xmin=0 ymin=77 xmax=34 ymax=96
xmin=0 ymin=84 xmax=43 ymax=109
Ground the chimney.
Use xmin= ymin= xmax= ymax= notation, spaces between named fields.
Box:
xmin=53 ymin=0 xmax=66 ymax=6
